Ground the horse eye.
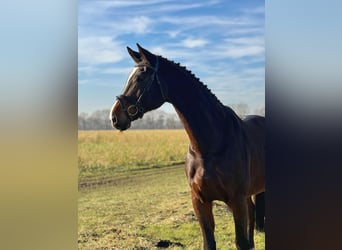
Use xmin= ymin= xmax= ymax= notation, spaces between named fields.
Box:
xmin=138 ymin=67 xmax=146 ymax=72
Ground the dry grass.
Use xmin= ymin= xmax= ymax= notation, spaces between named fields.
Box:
xmin=78 ymin=130 xmax=188 ymax=179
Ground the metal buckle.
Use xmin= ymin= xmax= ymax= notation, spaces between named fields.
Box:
xmin=127 ymin=105 xmax=139 ymax=116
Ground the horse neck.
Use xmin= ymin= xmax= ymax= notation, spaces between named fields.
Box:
xmin=160 ymin=60 xmax=241 ymax=156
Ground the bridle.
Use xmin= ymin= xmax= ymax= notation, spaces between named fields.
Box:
xmin=115 ymin=56 xmax=167 ymax=122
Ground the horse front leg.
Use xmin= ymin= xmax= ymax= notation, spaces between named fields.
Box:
xmin=247 ymin=197 xmax=255 ymax=249
xmin=255 ymin=192 xmax=265 ymax=232
xmin=231 ymin=196 xmax=250 ymax=250
xmin=191 ymin=192 xmax=216 ymax=250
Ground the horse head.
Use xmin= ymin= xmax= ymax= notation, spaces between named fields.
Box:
xmin=110 ymin=44 xmax=167 ymax=131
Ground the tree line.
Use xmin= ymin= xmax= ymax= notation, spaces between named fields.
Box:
xmin=78 ymin=104 xmax=265 ymax=130
xmin=78 ymin=109 xmax=183 ymax=130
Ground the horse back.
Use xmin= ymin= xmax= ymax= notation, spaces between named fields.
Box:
xmin=243 ymin=115 xmax=264 ymax=145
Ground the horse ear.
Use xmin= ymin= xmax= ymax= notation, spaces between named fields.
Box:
xmin=127 ymin=46 xmax=141 ymax=63
xmin=136 ymin=43 xmax=157 ymax=66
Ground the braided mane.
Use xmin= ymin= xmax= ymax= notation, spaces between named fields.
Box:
xmin=160 ymin=56 xmax=224 ymax=108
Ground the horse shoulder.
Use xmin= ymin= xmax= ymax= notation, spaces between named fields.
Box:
xmin=185 ymin=148 xmax=238 ymax=202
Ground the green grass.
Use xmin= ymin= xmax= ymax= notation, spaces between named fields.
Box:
xmin=78 ymin=130 xmax=265 ymax=249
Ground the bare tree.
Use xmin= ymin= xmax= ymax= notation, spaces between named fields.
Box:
xmin=78 ymin=112 xmax=88 ymax=130
xmin=231 ymin=103 xmax=250 ymax=118
xmin=254 ymin=106 xmax=265 ymax=116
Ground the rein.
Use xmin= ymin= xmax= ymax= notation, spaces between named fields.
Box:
xmin=116 ymin=56 xmax=167 ymax=120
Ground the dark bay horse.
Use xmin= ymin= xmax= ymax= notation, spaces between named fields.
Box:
xmin=110 ymin=44 xmax=265 ymax=250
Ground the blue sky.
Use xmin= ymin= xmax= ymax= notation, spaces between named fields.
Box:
xmin=78 ymin=0 xmax=264 ymax=114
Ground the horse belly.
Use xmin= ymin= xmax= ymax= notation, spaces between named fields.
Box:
xmin=248 ymin=158 xmax=265 ymax=195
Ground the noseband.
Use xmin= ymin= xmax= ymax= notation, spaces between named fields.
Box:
xmin=115 ymin=56 xmax=167 ymax=120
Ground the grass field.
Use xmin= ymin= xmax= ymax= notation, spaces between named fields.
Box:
xmin=78 ymin=130 xmax=189 ymax=180
xmin=78 ymin=130 xmax=265 ymax=249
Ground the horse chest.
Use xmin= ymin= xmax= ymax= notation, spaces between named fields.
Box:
xmin=185 ymin=153 xmax=232 ymax=202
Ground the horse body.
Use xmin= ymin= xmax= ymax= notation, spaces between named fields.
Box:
xmin=179 ymin=106 xmax=264 ymax=250
xmin=110 ymin=44 xmax=264 ymax=250
xmin=186 ymin=117 xmax=265 ymax=202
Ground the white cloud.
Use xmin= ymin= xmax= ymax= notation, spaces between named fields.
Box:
xmin=228 ymin=27 xmax=264 ymax=36
xmin=78 ymin=78 xmax=102 ymax=85
xmin=138 ymin=2 xmax=213 ymax=13
xmin=78 ymin=79 xmax=90 ymax=85
xmin=129 ymin=16 xmax=153 ymax=34
xmin=160 ymin=15 xmax=246 ymax=28
xmin=78 ymin=36 xmax=125 ymax=65
xmin=93 ymin=0 xmax=172 ymax=10
xmin=182 ymin=38 xmax=208 ymax=48
xmin=100 ymin=16 xmax=153 ymax=36
xmin=225 ymin=37 xmax=264 ymax=46
xmin=242 ymin=67 xmax=265 ymax=76
xmin=149 ymin=46 xmax=192 ymax=60
xmin=78 ymin=65 xmax=133 ymax=76
xmin=99 ymin=0 xmax=221 ymax=14
xmin=101 ymin=67 xmax=133 ymax=75
xmin=79 ymin=0 xmax=171 ymax=17
xmin=208 ymin=36 xmax=264 ymax=59
xmin=78 ymin=65 xmax=95 ymax=74
xmin=166 ymin=30 xmax=181 ymax=38
xmin=222 ymin=45 xmax=264 ymax=58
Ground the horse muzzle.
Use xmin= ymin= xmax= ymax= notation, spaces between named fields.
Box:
xmin=111 ymin=113 xmax=131 ymax=131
